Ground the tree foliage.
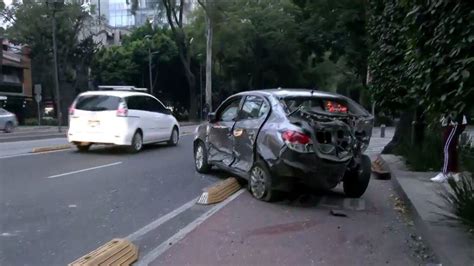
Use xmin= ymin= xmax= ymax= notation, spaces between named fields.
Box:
xmin=2 ymin=1 xmax=97 ymax=101
xmin=368 ymin=0 xmax=474 ymax=115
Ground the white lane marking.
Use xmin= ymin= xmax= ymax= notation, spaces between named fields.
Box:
xmin=126 ymin=197 xmax=198 ymax=242
xmin=0 ymin=149 xmax=68 ymax=160
xmin=138 ymin=189 xmax=245 ymax=265
xmin=45 ymin=162 xmax=122 ymax=179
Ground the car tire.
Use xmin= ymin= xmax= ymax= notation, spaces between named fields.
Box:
xmin=167 ymin=127 xmax=179 ymax=146
xmin=249 ymin=160 xmax=278 ymax=202
xmin=128 ymin=131 xmax=143 ymax=153
xmin=194 ymin=141 xmax=211 ymax=173
xmin=343 ymin=154 xmax=371 ymax=198
xmin=4 ymin=122 xmax=14 ymax=133
xmin=76 ymin=144 xmax=91 ymax=152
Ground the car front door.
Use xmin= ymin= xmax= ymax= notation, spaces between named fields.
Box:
xmin=231 ymin=95 xmax=271 ymax=173
xmin=208 ymin=96 xmax=242 ymax=166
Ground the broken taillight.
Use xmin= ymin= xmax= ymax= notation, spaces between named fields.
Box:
xmin=282 ymin=130 xmax=314 ymax=153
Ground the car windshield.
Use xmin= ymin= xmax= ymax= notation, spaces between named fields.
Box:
xmin=280 ymin=96 xmax=370 ymax=116
xmin=75 ymin=95 xmax=121 ymax=111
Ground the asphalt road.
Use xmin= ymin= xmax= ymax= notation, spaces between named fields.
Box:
xmin=0 ymin=134 xmax=223 ymax=265
xmin=0 ymin=127 xmax=437 ymax=265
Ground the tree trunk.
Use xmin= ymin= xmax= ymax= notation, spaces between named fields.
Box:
xmin=382 ymin=110 xmax=414 ymax=154
xmin=205 ymin=13 xmax=213 ymax=111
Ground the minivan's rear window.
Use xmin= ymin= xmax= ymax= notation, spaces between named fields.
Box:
xmin=75 ymin=95 xmax=121 ymax=111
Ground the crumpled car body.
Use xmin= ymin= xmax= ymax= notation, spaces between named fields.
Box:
xmin=194 ymin=89 xmax=373 ymax=197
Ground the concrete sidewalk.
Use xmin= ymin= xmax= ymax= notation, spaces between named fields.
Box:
xmin=382 ymin=154 xmax=474 ymax=266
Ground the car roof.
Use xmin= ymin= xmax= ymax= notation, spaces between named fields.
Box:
xmin=235 ymin=88 xmax=341 ymax=99
xmin=78 ymin=90 xmax=152 ymax=98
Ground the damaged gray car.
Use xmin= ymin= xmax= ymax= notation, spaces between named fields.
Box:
xmin=194 ymin=89 xmax=373 ymax=201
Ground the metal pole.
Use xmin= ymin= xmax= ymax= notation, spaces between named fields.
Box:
xmin=52 ymin=8 xmax=62 ymax=133
xmin=200 ymin=62 xmax=203 ymax=121
xmin=205 ymin=13 xmax=213 ymax=111
xmin=37 ymin=101 xmax=41 ymax=126
xmin=148 ymin=47 xmax=153 ymax=95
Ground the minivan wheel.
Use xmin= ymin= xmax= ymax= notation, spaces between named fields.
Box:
xmin=167 ymin=127 xmax=179 ymax=146
xmin=343 ymin=154 xmax=371 ymax=198
xmin=76 ymin=144 xmax=91 ymax=152
xmin=194 ymin=141 xmax=211 ymax=173
xmin=4 ymin=122 xmax=14 ymax=133
xmin=249 ymin=161 xmax=277 ymax=202
xmin=128 ymin=131 xmax=143 ymax=153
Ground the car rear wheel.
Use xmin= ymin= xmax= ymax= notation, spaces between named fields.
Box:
xmin=194 ymin=141 xmax=211 ymax=173
xmin=128 ymin=131 xmax=143 ymax=153
xmin=4 ymin=122 xmax=14 ymax=133
xmin=167 ymin=127 xmax=179 ymax=146
xmin=75 ymin=144 xmax=91 ymax=152
xmin=343 ymin=154 xmax=371 ymax=198
xmin=249 ymin=161 xmax=278 ymax=202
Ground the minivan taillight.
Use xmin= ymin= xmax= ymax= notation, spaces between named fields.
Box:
xmin=116 ymin=102 xmax=128 ymax=117
xmin=282 ymin=130 xmax=314 ymax=153
xmin=69 ymin=105 xmax=75 ymax=116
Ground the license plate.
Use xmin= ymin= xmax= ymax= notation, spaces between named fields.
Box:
xmin=88 ymin=120 xmax=100 ymax=127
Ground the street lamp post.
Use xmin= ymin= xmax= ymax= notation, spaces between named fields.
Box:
xmin=47 ymin=0 xmax=63 ymax=133
xmin=144 ymin=35 xmax=154 ymax=95
xmin=148 ymin=46 xmax=153 ymax=95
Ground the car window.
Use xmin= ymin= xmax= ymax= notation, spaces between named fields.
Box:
xmin=75 ymin=95 xmax=121 ymax=111
xmin=218 ymin=98 xmax=241 ymax=122
xmin=147 ymin=97 xmax=167 ymax=113
xmin=259 ymin=100 xmax=270 ymax=117
xmin=126 ymin=96 xmax=147 ymax=111
xmin=240 ymin=96 xmax=265 ymax=120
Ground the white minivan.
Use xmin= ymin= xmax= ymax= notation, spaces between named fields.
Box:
xmin=68 ymin=88 xmax=180 ymax=152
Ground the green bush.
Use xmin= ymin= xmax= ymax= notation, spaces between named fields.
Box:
xmin=461 ymin=145 xmax=474 ymax=175
xmin=394 ymin=130 xmax=443 ymax=171
xmin=23 ymin=117 xmax=58 ymax=126
xmin=442 ymin=176 xmax=474 ymax=230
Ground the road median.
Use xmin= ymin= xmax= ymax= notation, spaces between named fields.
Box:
xmin=31 ymin=144 xmax=71 ymax=153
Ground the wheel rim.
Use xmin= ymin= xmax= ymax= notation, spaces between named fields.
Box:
xmin=172 ymin=129 xmax=178 ymax=144
xmin=5 ymin=123 xmax=12 ymax=132
xmin=250 ymin=166 xmax=266 ymax=199
xmin=134 ymin=134 xmax=142 ymax=150
xmin=195 ymin=145 xmax=204 ymax=169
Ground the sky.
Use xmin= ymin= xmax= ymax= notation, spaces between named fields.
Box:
xmin=4 ymin=0 xmax=12 ymax=6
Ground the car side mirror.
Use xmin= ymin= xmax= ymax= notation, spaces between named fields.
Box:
xmin=165 ymin=107 xmax=172 ymax=115
xmin=208 ymin=112 xmax=217 ymax=123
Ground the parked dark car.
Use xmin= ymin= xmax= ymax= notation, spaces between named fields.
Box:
xmin=194 ymin=89 xmax=374 ymax=201
xmin=0 ymin=108 xmax=18 ymax=133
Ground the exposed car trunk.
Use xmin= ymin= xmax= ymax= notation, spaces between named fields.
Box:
xmin=288 ymin=109 xmax=372 ymax=163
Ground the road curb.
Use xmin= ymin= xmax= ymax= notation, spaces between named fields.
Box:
xmin=380 ymin=155 xmax=444 ymax=265
xmin=31 ymin=144 xmax=71 ymax=153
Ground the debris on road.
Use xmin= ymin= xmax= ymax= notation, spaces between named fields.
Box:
xmin=330 ymin=209 xmax=348 ymax=217
xmin=371 ymin=155 xmax=391 ymax=179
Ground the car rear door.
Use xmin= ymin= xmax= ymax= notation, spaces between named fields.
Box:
xmin=126 ymin=95 xmax=156 ymax=142
xmin=147 ymin=97 xmax=172 ymax=141
xmin=208 ymin=96 xmax=242 ymax=166
xmin=231 ymin=95 xmax=270 ymax=173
